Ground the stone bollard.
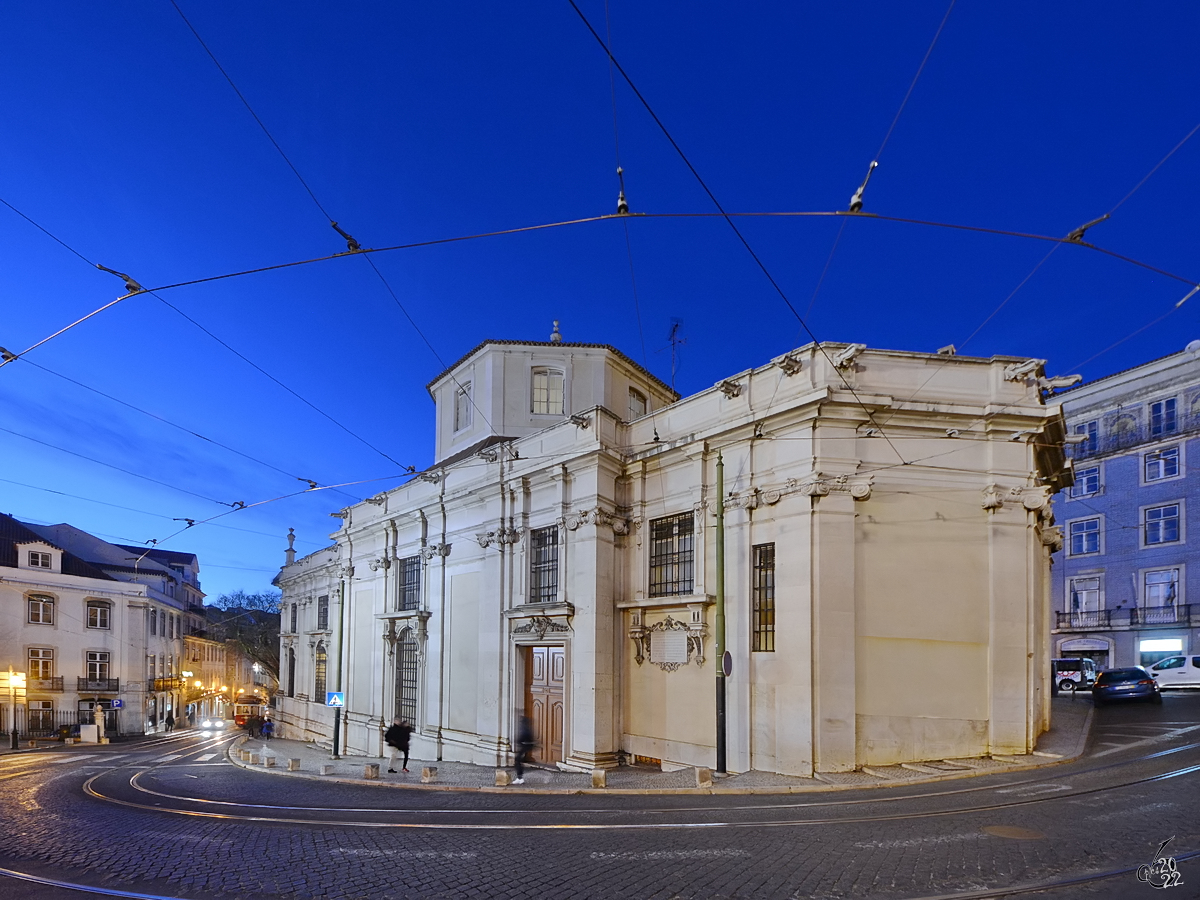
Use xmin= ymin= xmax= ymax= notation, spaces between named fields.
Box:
xmin=591 ymin=769 xmax=607 ymax=789
xmin=240 ymin=749 xmax=252 ymax=762
xmin=320 ymin=763 xmax=334 ymax=776
xmin=288 ymin=758 xmax=301 ymax=771
xmin=495 ymin=769 xmax=512 ymax=786
xmin=364 ymin=763 xmax=381 ymax=779
xmin=421 ymin=766 xmax=438 ymax=784
xmin=695 ymin=766 xmax=713 ymax=788
xmin=263 ymin=756 xmax=277 ymax=768
xmin=248 ymin=753 xmax=260 ymax=765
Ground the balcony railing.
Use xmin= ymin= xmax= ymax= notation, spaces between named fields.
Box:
xmin=27 ymin=676 xmax=64 ymax=692
xmin=77 ymin=677 xmax=120 ymax=692
xmin=1055 ymin=604 xmax=1199 ymax=630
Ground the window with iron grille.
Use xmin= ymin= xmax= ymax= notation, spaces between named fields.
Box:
xmin=289 ymin=603 xmax=297 ymax=633
xmin=317 ymin=595 xmax=329 ymax=630
xmin=87 ymin=600 xmax=111 ymax=630
xmin=751 ymin=543 xmax=776 ymax=652
xmin=398 ymin=556 xmax=421 ymax=611
xmin=531 ymin=368 xmax=565 ymax=415
xmin=395 ymin=627 xmax=419 ymax=725
xmin=28 ymin=701 xmax=53 ymax=732
xmin=150 ymin=609 xmax=157 ymax=635
xmin=529 ymin=526 xmax=559 ymax=603
xmin=314 ymin=642 xmax=327 ymax=699
xmin=28 ymin=648 xmax=53 ymax=679
xmin=28 ymin=595 xmax=53 ymax=625
xmin=649 ymin=512 xmax=695 ymax=597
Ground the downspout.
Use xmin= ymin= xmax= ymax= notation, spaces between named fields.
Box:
xmin=334 ymin=510 xmax=352 ymax=758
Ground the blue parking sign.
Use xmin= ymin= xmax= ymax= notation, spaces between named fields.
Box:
xmin=111 ymin=699 xmax=124 ymax=708
xmin=325 ymin=692 xmax=345 ymax=707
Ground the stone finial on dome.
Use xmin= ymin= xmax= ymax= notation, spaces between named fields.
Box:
xmin=550 ymin=320 xmax=562 ymax=343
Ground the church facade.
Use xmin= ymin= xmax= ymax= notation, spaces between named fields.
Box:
xmin=273 ymin=335 xmax=1069 ymax=775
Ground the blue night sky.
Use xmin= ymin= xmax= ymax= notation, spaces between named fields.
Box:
xmin=2 ymin=2 xmax=1198 ymax=600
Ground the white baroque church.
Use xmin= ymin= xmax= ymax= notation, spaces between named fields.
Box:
xmin=273 ymin=329 xmax=1070 ymax=775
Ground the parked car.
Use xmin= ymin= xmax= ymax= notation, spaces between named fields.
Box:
xmin=1146 ymin=656 xmax=1200 ymax=689
xmin=1052 ymin=657 xmax=1098 ymax=691
xmin=1092 ymin=667 xmax=1162 ymax=705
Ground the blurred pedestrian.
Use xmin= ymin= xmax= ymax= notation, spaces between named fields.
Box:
xmin=164 ymin=711 xmax=175 ymax=733
xmin=513 ymin=715 xmax=535 ymax=785
xmin=261 ymin=718 xmax=274 ymax=740
xmin=384 ymin=717 xmax=413 ymax=773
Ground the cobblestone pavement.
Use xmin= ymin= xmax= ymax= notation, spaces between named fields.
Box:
xmin=0 ymin=695 xmax=1195 ymax=899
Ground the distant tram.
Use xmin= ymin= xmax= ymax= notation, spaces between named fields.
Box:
xmin=233 ymin=702 xmax=265 ymax=727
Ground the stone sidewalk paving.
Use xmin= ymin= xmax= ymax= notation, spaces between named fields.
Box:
xmin=227 ymin=695 xmax=1094 ymax=795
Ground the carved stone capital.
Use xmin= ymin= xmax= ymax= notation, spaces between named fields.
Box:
xmin=981 ymin=484 xmax=1004 ymax=512
xmin=367 ymin=556 xmax=390 ymax=572
xmin=775 ymin=353 xmax=803 ymax=376
xmin=716 ymin=379 xmax=742 ymax=399
xmin=1040 ymin=525 xmax=1064 ymax=553
xmin=419 ymin=543 xmax=451 ymax=560
xmin=476 ymin=531 xmax=496 ymax=549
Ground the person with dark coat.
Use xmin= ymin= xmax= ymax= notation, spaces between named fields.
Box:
xmin=513 ymin=715 xmax=535 ymax=785
xmin=384 ymin=718 xmax=413 ymax=773
xmin=164 ymin=711 xmax=175 ymax=733
xmin=260 ymin=718 xmax=274 ymax=740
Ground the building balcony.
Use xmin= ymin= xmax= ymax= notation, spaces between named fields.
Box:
xmin=27 ymin=676 xmax=64 ymax=692
xmin=77 ymin=677 xmax=120 ymax=692
xmin=1054 ymin=604 xmax=1200 ymax=631
xmin=152 ymin=676 xmax=185 ymax=692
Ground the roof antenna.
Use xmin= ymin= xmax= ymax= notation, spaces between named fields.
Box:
xmin=666 ymin=318 xmax=686 ymax=392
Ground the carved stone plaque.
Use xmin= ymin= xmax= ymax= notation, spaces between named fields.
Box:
xmin=650 ymin=629 xmax=688 ymax=665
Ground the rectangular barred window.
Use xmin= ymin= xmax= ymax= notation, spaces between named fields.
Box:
xmin=317 ymin=595 xmax=329 ymax=630
xmin=529 ymin=526 xmax=559 ymax=603
xmin=751 ymin=543 xmax=776 ymax=652
xmin=289 ymin=603 xmax=297 ymax=633
xmin=649 ymin=512 xmax=695 ymax=597
xmin=398 ymin=556 xmax=421 ymax=611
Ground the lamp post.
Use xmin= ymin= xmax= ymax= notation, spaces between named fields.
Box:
xmin=8 ymin=668 xmax=27 ymax=750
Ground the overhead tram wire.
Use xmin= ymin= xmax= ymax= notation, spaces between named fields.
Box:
xmin=568 ymin=1 xmax=910 ymax=466
xmin=0 ymin=200 xmax=377 ymax=502
xmin=3 ymin=207 xmax=1197 ymax=377
xmin=171 ymin=2 xmax=501 ymax=440
xmin=877 ymin=119 xmax=1200 ymax=432
xmin=21 ymin=358 xmax=358 ymax=502
xmin=805 ymin=0 xmax=956 ymax=323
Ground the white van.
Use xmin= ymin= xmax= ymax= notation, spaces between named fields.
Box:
xmin=1146 ymin=655 xmax=1200 ymax=688
xmin=1052 ymin=657 xmax=1098 ymax=691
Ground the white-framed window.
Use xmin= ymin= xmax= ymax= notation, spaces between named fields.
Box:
xmin=28 ymin=648 xmax=54 ymax=680
xmin=86 ymin=600 xmax=111 ymax=630
xmin=86 ymin=651 xmax=110 ymax=681
xmin=1144 ymin=567 xmax=1181 ymax=607
xmin=1073 ymin=420 xmax=1098 ymax=454
xmin=1068 ymin=517 xmax=1101 ymax=556
xmin=1144 ymin=503 xmax=1182 ymax=546
xmin=1150 ymin=398 xmax=1178 ymax=436
xmin=28 ymin=700 xmax=54 ymax=732
xmin=28 ymin=594 xmax=54 ymax=625
xmin=1070 ymin=465 xmax=1100 ymax=498
xmin=531 ymin=368 xmax=565 ymax=416
xmin=453 ymin=382 xmax=472 ymax=431
xmin=628 ymin=388 xmax=648 ymax=421
xmin=28 ymin=550 xmax=51 ymax=568
xmin=1068 ymin=576 xmax=1101 ymax=610
xmin=1144 ymin=446 xmax=1181 ymax=482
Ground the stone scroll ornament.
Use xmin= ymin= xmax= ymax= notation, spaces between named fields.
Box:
xmin=512 ymin=615 xmax=570 ymax=640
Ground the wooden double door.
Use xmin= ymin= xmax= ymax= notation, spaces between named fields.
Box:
xmin=522 ymin=645 xmax=564 ymax=764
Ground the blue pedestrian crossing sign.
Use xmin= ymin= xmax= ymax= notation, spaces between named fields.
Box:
xmin=325 ymin=692 xmax=345 ymax=708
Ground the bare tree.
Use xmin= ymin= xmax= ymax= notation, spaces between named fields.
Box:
xmin=208 ymin=590 xmax=281 ymax=679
